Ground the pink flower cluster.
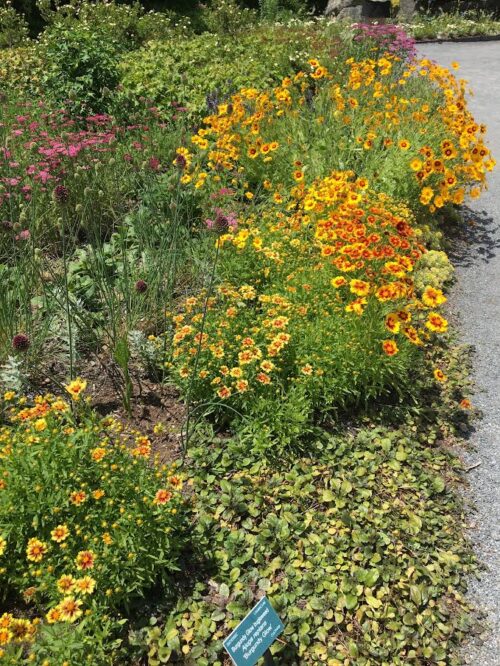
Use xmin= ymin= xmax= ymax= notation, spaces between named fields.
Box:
xmin=353 ymin=23 xmax=417 ymax=60
xmin=0 ymin=104 xmax=163 ymax=210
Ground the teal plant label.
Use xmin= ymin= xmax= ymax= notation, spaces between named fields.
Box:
xmin=223 ymin=597 xmax=284 ymax=666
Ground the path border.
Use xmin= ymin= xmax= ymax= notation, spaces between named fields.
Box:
xmin=416 ymin=34 xmax=500 ymax=44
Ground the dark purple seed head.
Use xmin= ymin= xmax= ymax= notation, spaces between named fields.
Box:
xmin=12 ymin=333 xmax=30 ymax=351
xmin=135 ymin=280 xmax=148 ymax=293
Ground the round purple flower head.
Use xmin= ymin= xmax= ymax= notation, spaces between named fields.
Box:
xmin=135 ymin=280 xmax=148 ymax=293
xmin=53 ymin=185 xmax=69 ymax=204
xmin=205 ymin=208 xmax=237 ymax=235
xmin=12 ymin=333 xmax=30 ymax=352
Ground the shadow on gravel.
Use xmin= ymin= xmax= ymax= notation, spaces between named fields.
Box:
xmin=448 ymin=206 xmax=500 ymax=267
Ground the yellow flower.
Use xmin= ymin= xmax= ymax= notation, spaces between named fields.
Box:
xmin=65 ymin=378 xmax=87 ymax=401
xmin=434 ymin=368 xmax=447 ymax=382
xmin=425 ymin=312 xmax=448 ymax=333
xmin=57 ymin=597 xmax=83 ymax=623
xmin=51 ymin=525 xmax=70 ymax=543
xmin=26 ymin=538 xmax=48 ymax=563
xmin=0 ymin=536 xmax=6 ymax=557
xmin=34 ymin=418 xmax=47 ymax=432
xmin=74 ymin=576 xmax=96 ymax=596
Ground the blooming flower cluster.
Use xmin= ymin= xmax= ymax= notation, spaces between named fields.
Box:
xmin=0 ymin=391 xmax=186 ymax=646
xmin=170 ymin=172 xmax=451 ymax=414
xmin=167 ymin=52 xmax=493 ymax=421
xmin=179 ymin=55 xmax=494 ymax=211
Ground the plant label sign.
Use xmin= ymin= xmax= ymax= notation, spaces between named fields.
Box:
xmin=223 ymin=597 xmax=284 ymax=666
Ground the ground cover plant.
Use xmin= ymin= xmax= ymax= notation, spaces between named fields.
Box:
xmin=0 ymin=2 xmax=496 ymax=664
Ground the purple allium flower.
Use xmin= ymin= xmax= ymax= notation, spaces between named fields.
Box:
xmin=135 ymin=280 xmax=148 ymax=293
xmin=12 ymin=333 xmax=30 ymax=351
xmin=52 ymin=184 xmax=69 ymax=204
xmin=174 ymin=153 xmax=187 ymax=170
xmin=205 ymin=208 xmax=238 ymax=235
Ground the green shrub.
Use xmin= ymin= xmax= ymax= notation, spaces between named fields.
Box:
xmin=38 ymin=0 xmax=181 ymax=50
xmin=414 ymin=250 xmax=455 ymax=292
xmin=120 ymin=26 xmax=335 ymax=118
xmin=0 ymin=390 xmax=187 ymax=662
xmin=202 ymin=0 xmax=257 ymax=35
xmin=40 ymin=22 xmax=120 ymax=115
xmin=0 ymin=3 xmax=29 ymax=48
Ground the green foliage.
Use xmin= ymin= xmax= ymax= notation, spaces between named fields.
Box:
xmin=202 ymin=0 xmax=257 ymax=35
xmin=405 ymin=9 xmax=500 ymax=40
xmin=40 ymin=21 xmax=120 ymax=115
xmin=0 ymin=2 xmax=29 ymax=48
xmin=147 ymin=404 xmax=475 ymax=664
xmin=119 ymin=25 xmax=334 ymax=118
xmin=414 ymin=250 xmax=455 ymax=292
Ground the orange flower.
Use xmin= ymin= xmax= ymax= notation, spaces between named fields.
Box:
xmin=26 ymin=538 xmax=48 ymax=563
xmin=382 ymin=340 xmax=399 ymax=356
xmin=65 ymin=378 xmax=87 ymax=401
xmin=349 ymin=279 xmax=370 ymax=297
xmin=51 ymin=524 xmax=70 ymax=543
xmin=69 ymin=490 xmax=87 ymax=506
xmin=385 ymin=314 xmax=400 ymax=333
xmin=46 ymin=608 xmax=61 ymax=624
xmin=425 ymin=312 xmax=448 ymax=333
xmin=422 ymin=286 xmax=446 ymax=308
xmin=460 ymin=398 xmax=472 ymax=409
xmin=57 ymin=575 xmax=76 ymax=594
xmin=256 ymin=373 xmax=271 ymax=384
xmin=57 ymin=597 xmax=83 ymax=623
xmin=74 ymin=576 xmax=96 ymax=596
xmin=434 ymin=368 xmax=447 ymax=382
xmin=75 ymin=550 xmax=96 ymax=571
xmin=90 ymin=447 xmax=106 ymax=462
xmin=154 ymin=489 xmax=172 ymax=505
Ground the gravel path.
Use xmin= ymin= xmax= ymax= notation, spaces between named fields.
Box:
xmin=419 ymin=42 xmax=500 ymax=665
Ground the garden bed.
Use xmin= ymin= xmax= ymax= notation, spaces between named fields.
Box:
xmin=0 ymin=2 xmax=496 ymax=664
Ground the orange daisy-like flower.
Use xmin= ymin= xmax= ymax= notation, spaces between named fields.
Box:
xmin=422 ymin=286 xmax=447 ymax=308
xmin=75 ymin=550 xmax=96 ymax=571
xmin=90 ymin=447 xmax=106 ymax=462
xmin=131 ymin=436 xmax=151 ymax=458
xmin=256 ymin=372 xmax=271 ymax=385
xmin=57 ymin=575 xmax=76 ymax=594
xmin=10 ymin=618 xmax=33 ymax=642
xmin=402 ymin=326 xmax=423 ymax=346
xmin=154 ymin=489 xmax=173 ymax=505
xmin=382 ymin=340 xmax=399 ymax=356
xmin=349 ymin=279 xmax=370 ymax=297
xmin=69 ymin=490 xmax=87 ymax=506
xmin=293 ymin=170 xmax=304 ymax=182
xmin=398 ymin=139 xmax=411 ymax=150
xmin=51 ymin=524 xmax=70 ymax=543
xmin=460 ymin=398 xmax=472 ymax=410
xmin=65 ymin=377 xmax=87 ymax=401
xmin=26 ymin=538 xmax=48 ymax=563
xmin=434 ymin=368 xmax=447 ymax=382
xmin=74 ymin=576 xmax=96 ymax=596
xmin=235 ymin=379 xmax=249 ymax=393
xmin=217 ymin=386 xmax=232 ymax=399
xmin=425 ymin=312 xmax=448 ymax=333
xmin=57 ymin=597 xmax=83 ymax=623
xmin=0 ymin=627 xmax=13 ymax=645
xmin=0 ymin=613 xmax=12 ymax=628
xmin=300 ymin=364 xmax=313 ymax=376
xmin=385 ymin=314 xmax=400 ymax=334
xmin=46 ymin=608 xmax=61 ymax=624
xmin=375 ymin=285 xmax=396 ymax=302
